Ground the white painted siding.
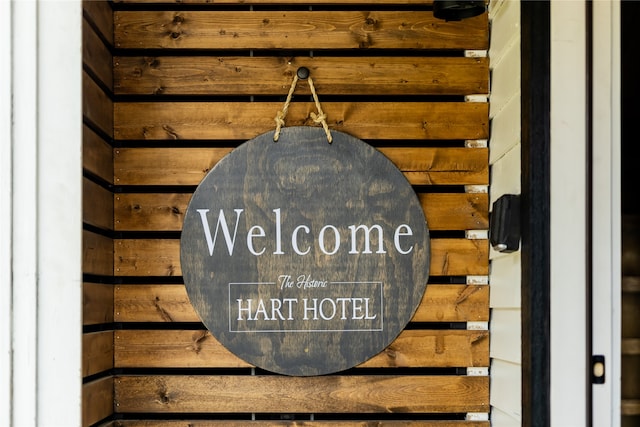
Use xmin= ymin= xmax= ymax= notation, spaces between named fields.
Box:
xmin=488 ymin=0 xmax=522 ymax=424
xmin=588 ymin=1 xmax=621 ymax=424
xmin=0 ymin=1 xmax=83 ymax=425
xmin=549 ymin=2 xmax=589 ymax=425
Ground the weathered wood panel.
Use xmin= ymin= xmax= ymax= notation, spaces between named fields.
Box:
xmin=114 ymin=102 xmax=488 ymax=141
xmin=83 ymin=125 xmax=113 ymax=184
xmin=83 ymin=377 xmax=114 ymax=427
xmin=112 ymin=422 xmax=489 ymax=427
xmin=114 ymin=284 xmax=488 ymax=323
xmin=83 ymin=71 xmax=113 ymax=139
xmin=115 ymin=329 xmax=488 ymax=369
xmin=84 ymin=178 xmax=113 ymax=231
xmin=83 ymin=0 xmax=114 ymax=46
xmin=114 ymin=375 xmax=489 ymax=413
xmin=83 ymin=3 xmax=115 ymax=425
xmin=114 ymin=192 xmax=488 ymax=232
xmin=84 ymin=283 xmax=114 ymax=325
xmin=114 ymin=11 xmax=488 ymax=50
xmin=84 ymin=230 xmax=114 ymax=277
xmin=412 ymin=284 xmax=488 ymax=322
xmin=114 ymin=238 xmax=489 ymax=277
xmin=114 ymin=147 xmax=488 ymax=186
xmin=84 ymin=17 xmax=113 ymax=91
xmin=114 ymin=56 xmax=488 ymax=96
xmin=83 ymin=331 xmax=114 ymax=377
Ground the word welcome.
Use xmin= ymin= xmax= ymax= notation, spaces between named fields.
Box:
xmin=197 ymin=208 xmax=415 ymax=256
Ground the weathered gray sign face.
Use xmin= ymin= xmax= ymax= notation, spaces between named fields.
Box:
xmin=181 ymin=127 xmax=430 ymax=376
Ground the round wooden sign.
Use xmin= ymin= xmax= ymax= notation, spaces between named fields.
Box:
xmin=181 ymin=127 xmax=430 ymax=376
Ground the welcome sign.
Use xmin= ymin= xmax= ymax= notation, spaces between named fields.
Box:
xmin=181 ymin=127 xmax=430 ymax=376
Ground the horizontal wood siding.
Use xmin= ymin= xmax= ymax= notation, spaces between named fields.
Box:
xmin=83 ymin=1 xmax=115 ymax=425
xmin=114 ymin=56 xmax=488 ymax=96
xmin=114 ymin=146 xmax=488 ymax=186
xmin=114 ymin=375 xmax=489 ymax=413
xmin=110 ymin=1 xmax=490 ymax=424
xmin=114 ymin=11 xmax=488 ymax=50
xmin=114 ymin=329 xmax=488 ymax=368
xmin=114 ymin=102 xmax=488 ymax=141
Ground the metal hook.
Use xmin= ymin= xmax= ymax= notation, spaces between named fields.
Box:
xmin=296 ymin=67 xmax=310 ymax=80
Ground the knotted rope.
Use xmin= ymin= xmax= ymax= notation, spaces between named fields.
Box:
xmin=273 ymin=68 xmax=333 ymax=144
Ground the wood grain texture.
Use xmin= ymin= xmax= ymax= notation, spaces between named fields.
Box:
xmin=84 ymin=230 xmax=114 ymax=277
xmin=114 ymin=238 xmax=488 ymax=277
xmin=83 ymin=331 xmax=114 ymax=377
xmin=114 ymin=329 xmax=488 ymax=369
xmin=114 ymin=56 xmax=488 ymax=96
xmin=113 ymin=102 xmax=488 ymax=141
xmin=112 ymin=422 xmax=489 ymax=427
xmin=83 ymin=377 xmax=114 ymax=427
xmin=114 ymin=284 xmax=488 ymax=323
xmin=84 ymin=18 xmax=113 ymax=91
xmin=84 ymin=178 xmax=113 ymax=230
xmin=113 ymin=375 xmax=489 ymax=413
xmin=114 ymin=147 xmax=488 ymax=186
xmin=114 ymin=193 xmax=488 ymax=232
xmin=84 ymin=282 xmax=114 ymax=325
xmin=83 ymin=71 xmax=113 ymax=138
xmin=114 ymin=11 xmax=488 ymax=50
xmin=83 ymin=0 xmax=114 ymax=46
xmin=83 ymin=125 xmax=113 ymax=184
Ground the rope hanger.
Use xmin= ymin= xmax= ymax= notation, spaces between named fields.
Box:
xmin=273 ymin=67 xmax=333 ymax=144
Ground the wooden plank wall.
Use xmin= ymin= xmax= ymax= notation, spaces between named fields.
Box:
xmin=83 ymin=1 xmax=115 ymax=426
xmin=85 ymin=0 xmax=490 ymax=425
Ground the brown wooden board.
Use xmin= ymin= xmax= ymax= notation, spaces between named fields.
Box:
xmin=83 ymin=71 xmax=113 ymax=139
xmin=114 ymin=56 xmax=488 ymax=96
xmin=84 ymin=18 xmax=113 ymax=92
xmin=83 ymin=0 xmax=114 ymax=46
xmin=113 ymin=375 xmax=489 ymax=413
xmin=114 ymin=238 xmax=488 ymax=277
xmin=84 ymin=230 xmax=114 ymax=277
xmin=84 ymin=283 xmax=114 ymax=325
xmin=114 ymin=147 xmax=488 ymax=186
xmin=83 ymin=125 xmax=113 ymax=184
xmin=83 ymin=331 xmax=114 ymax=377
xmin=114 ymin=11 xmax=488 ymax=50
xmin=83 ymin=377 xmax=114 ymax=427
xmin=114 ymin=329 xmax=488 ymax=369
xmin=115 ymin=193 xmax=488 ymax=232
xmin=113 ymin=102 xmax=488 ymax=141
xmin=84 ymin=178 xmax=113 ymax=231
xmin=114 ymin=284 xmax=489 ymax=323
xmin=111 ymin=422 xmax=489 ymax=427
